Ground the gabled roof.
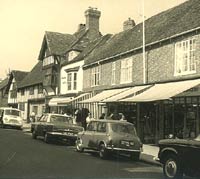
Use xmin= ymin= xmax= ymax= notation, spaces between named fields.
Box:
xmin=0 ymin=78 xmax=9 ymax=90
xmin=84 ymin=0 xmax=200 ymax=66
xmin=11 ymin=70 xmax=28 ymax=84
xmin=18 ymin=61 xmax=45 ymax=88
xmin=61 ymin=34 xmax=112 ymax=66
xmin=38 ymin=31 xmax=76 ymax=60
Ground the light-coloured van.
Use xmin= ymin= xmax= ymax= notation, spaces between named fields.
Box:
xmin=0 ymin=107 xmax=23 ymax=130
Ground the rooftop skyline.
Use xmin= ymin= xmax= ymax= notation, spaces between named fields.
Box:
xmin=0 ymin=0 xmax=187 ymax=79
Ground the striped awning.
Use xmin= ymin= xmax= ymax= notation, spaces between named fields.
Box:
xmin=80 ymin=88 xmax=129 ymax=103
xmin=121 ymin=79 xmax=200 ymax=102
xmin=103 ymin=85 xmax=151 ymax=102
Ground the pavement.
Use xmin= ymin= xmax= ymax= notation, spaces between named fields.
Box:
xmin=22 ymin=122 xmax=161 ymax=166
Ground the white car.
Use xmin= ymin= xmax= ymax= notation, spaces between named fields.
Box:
xmin=0 ymin=107 xmax=23 ymax=130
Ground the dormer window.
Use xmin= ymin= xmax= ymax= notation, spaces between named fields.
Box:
xmin=68 ymin=50 xmax=80 ymax=61
xmin=43 ymin=56 xmax=55 ymax=66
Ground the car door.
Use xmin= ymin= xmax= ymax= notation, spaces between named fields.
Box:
xmin=81 ymin=121 xmax=97 ymax=149
xmin=94 ymin=122 xmax=107 ymax=149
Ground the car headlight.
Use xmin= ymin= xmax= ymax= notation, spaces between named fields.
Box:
xmin=130 ymin=141 xmax=135 ymax=146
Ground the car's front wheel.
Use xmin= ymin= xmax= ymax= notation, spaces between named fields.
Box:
xmin=99 ymin=143 xmax=108 ymax=159
xmin=163 ymin=154 xmax=183 ymax=179
xmin=76 ymin=139 xmax=84 ymax=152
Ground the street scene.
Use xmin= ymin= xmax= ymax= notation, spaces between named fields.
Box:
xmin=1 ymin=0 xmax=200 ymax=178
xmin=0 ymin=128 xmax=162 ymax=179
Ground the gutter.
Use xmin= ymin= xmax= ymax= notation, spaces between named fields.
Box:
xmin=83 ymin=26 xmax=200 ymax=68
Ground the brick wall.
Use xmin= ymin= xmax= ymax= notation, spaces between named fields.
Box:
xmin=147 ymin=33 xmax=200 ymax=83
xmin=83 ymin=32 xmax=200 ymax=92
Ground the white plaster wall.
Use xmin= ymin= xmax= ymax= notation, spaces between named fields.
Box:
xmin=60 ymin=60 xmax=84 ymax=94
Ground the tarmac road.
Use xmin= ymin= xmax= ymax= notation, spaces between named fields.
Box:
xmin=0 ymin=128 xmax=163 ymax=179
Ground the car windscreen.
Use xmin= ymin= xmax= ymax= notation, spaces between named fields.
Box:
xmin=111 ymin=123 xmax=136 ymax=135
xmin=4 ymin=109 xmax=20 ymax=116
xmin=50 ymin=115 xmax=72 ymax=124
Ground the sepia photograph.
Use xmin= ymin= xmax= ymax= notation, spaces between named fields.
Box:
xmin=0 ymin=0 xmax=200 ymax=179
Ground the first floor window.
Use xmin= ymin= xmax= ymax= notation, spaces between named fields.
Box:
xmin=111 ymin=62 xmax=116 ymax=85
xmin=120 ymin=57 xmax=132 ymax=83
xmin=67 ymin=72 xmax=77 ymax=91
xmin=91 ymin=66 xmax=100 ymax=86
xmin=175 ymin=38 xmax=196 ymax=75
xmin=29 ymin=87 xmax=34 ymax=95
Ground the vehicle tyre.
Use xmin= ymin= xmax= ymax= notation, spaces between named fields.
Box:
xmin=99 ymin=143 xmax=108 ymax=159
xmin=44 ymin=133 xmax=50 ymax=143
xmin=130 ymin=152 xmax=140 ymax=161
xmin=76 ymin=139 xmax=84 ymax=152
xmin=32 ymin=130 xmax=37 ymax=139
xmin=163 ymin=154 xmax=183 ymax=179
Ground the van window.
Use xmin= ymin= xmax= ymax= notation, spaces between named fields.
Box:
xmin=97 ymin=122 xmax=107 ymax=133
xmin=87 ymin=121 xmax=97 ymax=131
xmin=4 ymin=109 xmax=20 ymax=116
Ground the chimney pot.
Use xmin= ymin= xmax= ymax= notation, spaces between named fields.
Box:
xmin=123 ymin=18 xmax=136 ymax=31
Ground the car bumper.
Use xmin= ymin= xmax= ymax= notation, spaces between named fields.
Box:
xmin=106 ymin=146 xmax=142 ymax=153
xmin=47 ymin=132 xmax=77 ymax=141
xmin=4 ymin=123 xmax=22 ymax=128
xmin=153 ymin=157 xmax=160 ymax=162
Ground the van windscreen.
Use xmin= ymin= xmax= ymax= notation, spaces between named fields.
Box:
xmin=4 ymin=109 xmax=20 ymax=116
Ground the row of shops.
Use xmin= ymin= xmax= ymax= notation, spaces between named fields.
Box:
xmin=45 ymin=78 xmax=200 ymax=144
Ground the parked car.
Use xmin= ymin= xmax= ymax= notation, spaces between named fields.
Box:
xmin=31 ymin=113 xmax=84 ymax=144
xmin=75 ymin=119 xmax=143 ymax=160
xmin=0 ymin=107 xmax=23 ymax=130
xmin=156 ymin=135 xmax=200 ymax=179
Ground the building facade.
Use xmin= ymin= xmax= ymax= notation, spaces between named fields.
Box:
xmin=81 ymin=0 xmax=200 ymax=143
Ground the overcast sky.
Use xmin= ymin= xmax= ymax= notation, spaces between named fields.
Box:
xmin=0 ymin=0 xmax=187 ymax=79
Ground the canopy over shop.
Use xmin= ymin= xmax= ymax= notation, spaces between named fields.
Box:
xmin=120 ymin=79 xmax=200 ymax=143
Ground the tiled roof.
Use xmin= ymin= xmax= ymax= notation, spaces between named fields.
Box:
xmin=84 ymin=0 xmax=200 ymax=65
xmin=61 ymin=34 xmax=112 ymax=66
xmin=45 ymin=31 xmax=76 ymax=56
xmin=18 ymin=61 xmax=45 ymax=88
xmin=0 ymin=78 xmax=9 ymax=90
xmin=11 ymin=70 xmax=28 ymax=85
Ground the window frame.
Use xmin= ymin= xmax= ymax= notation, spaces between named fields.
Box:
xmin=111 ymin=62 xmax=116 ymax=85
xmin=120 ymin=57 xmax=133 ymax=84
xmin=67 ymin=72 xmax=77 ymax=91
xmin=91 ymin=66 xmax=100 ymax=87
xmin=174 ymin=37 xmax=196 ymax=76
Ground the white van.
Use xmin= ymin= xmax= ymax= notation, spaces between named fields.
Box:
xmin=0 ymin=107 xmax=23 ymax=129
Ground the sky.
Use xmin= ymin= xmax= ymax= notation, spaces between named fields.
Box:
xmin=0 ymin=0 xmax=187 ymax=79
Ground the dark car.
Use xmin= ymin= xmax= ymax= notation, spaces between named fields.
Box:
xmin=31 ymin=113 xmax=84 ymax=144
xmin=75 ymin=119 xmax=143 ymax=160
xmin=156 ymin=135 xmax=200 ymax=179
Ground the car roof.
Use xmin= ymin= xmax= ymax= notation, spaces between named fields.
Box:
xmin=91 ymin=119 xmax=134 ymax=125
xmin=0 ymin=107 xmax=21 ymax=111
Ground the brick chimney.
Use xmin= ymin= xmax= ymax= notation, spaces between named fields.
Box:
xmin=85 ymin=7 xmax=101 ymax=40
xmin=123 ymin=18 xmax=136 ymax=31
